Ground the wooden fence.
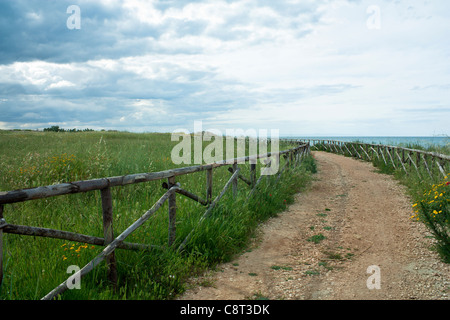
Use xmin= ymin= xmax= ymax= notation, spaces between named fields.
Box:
xmin=0 ymin=142 xmax=310 ymax=300
xmin=300 ymin=139 xmax=450 ymax=181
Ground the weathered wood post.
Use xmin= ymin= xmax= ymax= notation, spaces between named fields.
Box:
xmin=436 ymin=160 xmax=446 ymax=178
xmin=0 ymin=205 xmax=4 ymax=287
xmin=250 ymin=163 xmax=256 ymax=187
xmin=101 ymin=187 xmax=118 ymax=289
xmin=395 ymin=149 xmax=408 ymax=175
xmin=206 ymin=168 xmax=213 ymax=204
xmin=416 ymin=151 xmax=421 ymax=173
xmin=233 ymin=163 xmax=238 ymax=197
xmin=168 ymin=176 xmax=177 ymax=247
xmin=338 ymin=142 xmax=344 ymax=155
xmin=422 ymin=154 xmax=433 ymax=180
xmin=387 ymin=147 xmax=396 ymax=169
xmin=380 ymin=146 xmax=387 ymax=165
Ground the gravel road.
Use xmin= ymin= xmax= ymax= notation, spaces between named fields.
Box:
xmin=179 ymin=151 xmax=449 ymax=300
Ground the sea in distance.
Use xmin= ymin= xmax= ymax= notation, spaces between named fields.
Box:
xmin=284 ymin=136 xmax=449 ymax=148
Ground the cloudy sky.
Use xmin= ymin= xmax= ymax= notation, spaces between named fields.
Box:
xmin=0 ymin=0 xmax=449 ymax=137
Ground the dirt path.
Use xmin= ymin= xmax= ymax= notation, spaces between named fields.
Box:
xmin=179 ymin=151 xmax=449 ymax=300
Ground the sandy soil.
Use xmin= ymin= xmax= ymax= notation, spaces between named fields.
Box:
xmin=178 ymin=151 xmax=449 ymax=300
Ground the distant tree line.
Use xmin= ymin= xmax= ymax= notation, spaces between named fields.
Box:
xmin=43 ymin=126 xmax=95 ymax=133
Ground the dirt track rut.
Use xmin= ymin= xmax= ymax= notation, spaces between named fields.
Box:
xmin=179 ymin=151 xmax=449 ymax=300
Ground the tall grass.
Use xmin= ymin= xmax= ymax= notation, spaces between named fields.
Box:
xmin=0 ymin=130 xmax=315 ymax=300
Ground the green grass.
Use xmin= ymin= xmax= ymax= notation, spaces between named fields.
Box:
xmin=304 ymin=269 xmax=320 ymax=276
xmin=307 ymin=234 xmax=327 ymax=244
xmin=0 ymin=130 xmax=316 ymax=300
xmin=270 ymin=265 xmax=292 ymax=271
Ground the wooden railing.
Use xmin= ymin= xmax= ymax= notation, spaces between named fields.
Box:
xmin=0 ymin=142 xmax=310 ymax=300
xmin=300 ymin=139 xmax=450 ymax=181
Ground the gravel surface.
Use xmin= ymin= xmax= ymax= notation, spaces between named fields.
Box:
xmin=178 ymin=151 xmax=449 ymax=300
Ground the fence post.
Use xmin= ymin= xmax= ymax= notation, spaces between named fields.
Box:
xmin=233 ymin=163 xmax=239 ymax=197
xmin=436 ymin=160 xmax=446 ymax=178
xmin=387 ymin=147 xmax=396 ymax=169
xmin=101 ymin=187 xmax=118 ymax=289
xmin=250 ymin=163 xmax=256 ymax=188
xmin=0 ymin=205 xmax=4 ymax=287
xmin=168 ymin=176 xmax=177 ymax=247
xmin=407 ymin=151 xmax=412 ymax=167
xmin=416 ymin=152 xmax=420 ymax=171
xmin=422 ymin=154 xmax=433 ymax=180
xmin=206 ymin=168 xmax=213 ymax=204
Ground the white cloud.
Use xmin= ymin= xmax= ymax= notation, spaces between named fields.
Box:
xmin=46 ymin=80 xmax=76 ymax=90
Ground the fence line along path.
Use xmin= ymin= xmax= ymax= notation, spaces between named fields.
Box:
xmin=0 ymin=142 xmax=310 ymax=300
xmin=299 ymin=139 xmax=450 ymax=181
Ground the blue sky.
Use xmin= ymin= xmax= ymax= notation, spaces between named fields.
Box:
xmin=0 ymin=0 xmax=449 ymax=136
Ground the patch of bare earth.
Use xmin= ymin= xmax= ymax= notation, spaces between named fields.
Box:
xmin=178 ymin=151 xmax=449 ymax=300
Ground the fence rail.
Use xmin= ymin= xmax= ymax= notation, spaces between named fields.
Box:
xmin=0 ymin=141 xmax=310 ymax=300
xmin=300 ymin=139 xmax=449 ymax=181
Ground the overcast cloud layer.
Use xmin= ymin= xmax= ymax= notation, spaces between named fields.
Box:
xmin=0 ymin=0 xmax=449 ymax=136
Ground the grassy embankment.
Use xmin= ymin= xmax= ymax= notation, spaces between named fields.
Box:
xmin=0 ymin=130 xmax=316 ymax=300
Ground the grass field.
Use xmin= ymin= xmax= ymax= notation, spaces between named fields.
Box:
xmin=0 ymin=130 xmax=316 ymax=300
